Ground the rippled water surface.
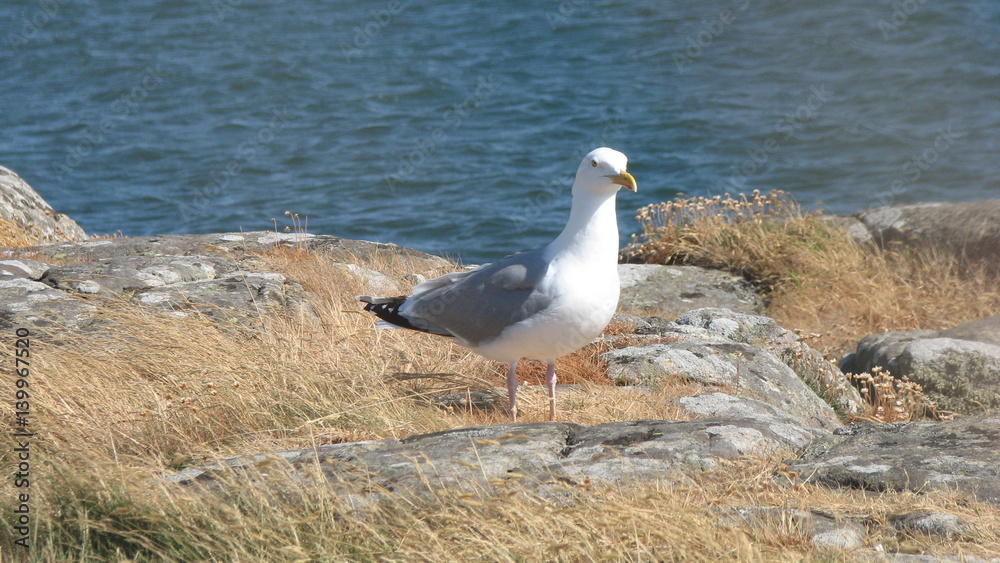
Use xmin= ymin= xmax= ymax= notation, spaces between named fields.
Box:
xmin=3 ymin=1 xmax=998 ymax=262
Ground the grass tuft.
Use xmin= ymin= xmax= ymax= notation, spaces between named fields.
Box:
xmin=625 ymin=190 xmax=1000 ymax=359
xmin=847 ymin=367 xmax=947 ymax=422
xmin=0 ymin=217 xmax=42 ymax=248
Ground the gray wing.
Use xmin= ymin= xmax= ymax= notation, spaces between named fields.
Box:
xmin=401 ymin=249 xmax=553 ymax=345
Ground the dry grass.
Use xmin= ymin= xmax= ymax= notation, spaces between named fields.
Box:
xmin=0 ymin=244 xmax=710 ymax=559
xmin=626 ymin=190 xmax=1000 ymax=358
xmin=846 ymin=367 xmax=947 ymax=423
xmin=0 ymin=217 xmax=41 ymax=248
xmin=7 ymin=440 xmax=1000 ymax=561
xmin=1 ymin=225 xmax=998 ymax=560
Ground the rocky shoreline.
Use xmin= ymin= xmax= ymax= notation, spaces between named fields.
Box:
xmin=3 ymin=165 xmax=999 ymax=560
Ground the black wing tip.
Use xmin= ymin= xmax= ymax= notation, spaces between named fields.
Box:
xmin=359 ymin=295 xmax=452 ymax=337
xmin=359 ymin=295 xmax=406 ymax=319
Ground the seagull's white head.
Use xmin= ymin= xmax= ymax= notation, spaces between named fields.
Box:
xmin=573 ymin=147 xmax=637 ymax=198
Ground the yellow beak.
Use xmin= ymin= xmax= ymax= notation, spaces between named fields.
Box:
xmin=607 ymin=171 xmax=637 ymax=192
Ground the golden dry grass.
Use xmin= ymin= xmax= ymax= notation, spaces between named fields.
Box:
xmin=0 ymin=217 xmax=41 ymax=248
xmin=626 ymin=190 xmax=1000 ymax=358
xmin=0 ymin=226 xmax=998 ymax=560
xmin=846 ymin=367 xmax=948 ymax=423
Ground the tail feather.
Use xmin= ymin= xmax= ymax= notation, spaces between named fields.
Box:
xmin=358 ymin=295 xmax=454 ymax=337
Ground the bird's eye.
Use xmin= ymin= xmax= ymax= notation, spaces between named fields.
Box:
xmin=591 ymin=160 xmax=597 ymax=167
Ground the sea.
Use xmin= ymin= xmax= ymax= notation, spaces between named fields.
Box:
xmin=2 ymin=0 xmax=998 ymax=263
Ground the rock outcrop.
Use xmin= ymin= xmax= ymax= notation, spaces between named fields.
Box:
xmin=787 ymin=416 xmax=1000 ymax=505
xmin=852 ymin=200 xmax=1000 ymax=272
xmin=674 ymin=309 xmax=864 ymax=417
xmin=168 ymin=410 xmax=1000 ymax=558
xmin=601 ymin=326 xmax=842 ymax=430
xmin=714 ymin=505 xmax=867 ymax=550
xmin=0 ymin=165 xmax=87 ymax=243
xmin=843 ymin=315 xmax=1000 ymax=413
xmin=168 ymin=417 xmax=825 ymax=497
xmin=0 ymin=232 xmax=450 ymax=331
xmin=617 ymin=263 xmax=762 ymax=317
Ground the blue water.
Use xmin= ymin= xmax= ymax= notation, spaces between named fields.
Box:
xmin=3 ymin=1 xmax=999 ymax=263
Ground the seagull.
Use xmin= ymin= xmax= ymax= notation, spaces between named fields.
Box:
xmin=359 ymin=147 xmax=636 ymax=421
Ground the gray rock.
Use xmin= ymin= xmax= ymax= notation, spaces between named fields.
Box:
xmin=617 ymin=263 xmax=762 ymax=317
xmin=787 ymin=416 xmax=1000 ymax=504
xmin=603 ymin=334 xmax=841 ymax=430
xmin=714 ymin=506 xmax=866 ymax=549
xmin=339 ymin=263 xmax=400 ymax=296
xmin=854 ymin=200 xmax=1000 ymax=272
xmin=940 ymin=314 xmax=1000 ymax=347
xmin=844 ymin=330 xmax=942 ymax=376
xmin=0 ymin=278 xmax=96 ymax=330
xmin=168 ymin=418 xmax=821 ymax=499
xmin=675 ymin=308 xmax=785 ymax=343
xmin=41 ymin=255 xmax=235 ymax=295
xmin=134 ymin=272 xmax=314 ymax=323
xmin=0 ymin=258 xmax=53 ymax=280
xmin=678 ymin=392 xmax=794 ymax=421
xmin=607 ymin=312 xmax=653 ymax=333
xmin=810 ymin=526 xmax=866 ymax=550
xmin=603 ymin=340 xmax=732 ymax=387
xmin=889 ymin=510 xmax=970 ymax=539
xmin=0 ymin=165 xmax=87 ymax=243
xmin=675 ymin=308 xmax=864 ymax=416
xmin=897 ymin=338 xmax=1000 ymax=413
xmin=844 ymin=316 xmax=1000 ymax=414
xmin=716 ymin=504 xmax=989 ymax=560
xmin=402 ymin=273 xmax=426 ymax=285
xmin=0 ymin=232 xmax=450 ymax=331
xmin=821 ymin=214 xmax=873 ymax=246
xmin=676 ymin=393 xmax=828 ymax=449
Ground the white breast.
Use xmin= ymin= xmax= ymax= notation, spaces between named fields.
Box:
xmin=471 ymin=258 xmax=620 ymax=363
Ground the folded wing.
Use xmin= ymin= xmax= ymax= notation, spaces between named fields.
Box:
xmin=362 ymin=250 xmax=554 ymax=345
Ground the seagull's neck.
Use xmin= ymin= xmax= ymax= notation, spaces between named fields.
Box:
xmin=547 ymin=191 xmax=620 ymax=263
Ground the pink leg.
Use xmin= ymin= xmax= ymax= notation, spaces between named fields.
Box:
xmin=506 ymin=362 xmax=519 ymax=421
xmin=545 ymin=360 xmax=557 ymax=421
